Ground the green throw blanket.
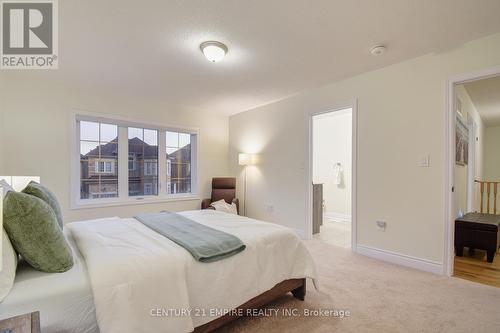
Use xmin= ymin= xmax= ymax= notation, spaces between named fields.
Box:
xmin=134 ymin=212 xmax=246 ymax=263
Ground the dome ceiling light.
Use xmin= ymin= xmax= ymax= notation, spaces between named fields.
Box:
xmin=200 ymin=41 xmax=228 ymax=63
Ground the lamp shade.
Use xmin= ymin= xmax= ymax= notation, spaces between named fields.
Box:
xmin=238 ymin=153 xmax=254 ymax=166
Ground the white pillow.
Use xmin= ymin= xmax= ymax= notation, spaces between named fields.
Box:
xmin=0 ymin=179 xmax=13 ymax=199
xmin=0 ymin=229 xmax=18 ymax=302
xmin=210 ymin=199 xmax=238 ymax=215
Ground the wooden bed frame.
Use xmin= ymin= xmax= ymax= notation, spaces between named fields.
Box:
xmin=193 ymin=278 xmax=306 ymax=333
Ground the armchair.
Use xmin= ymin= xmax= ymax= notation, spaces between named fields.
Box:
xmin=201 ymin=177 xmax=239 ymax=214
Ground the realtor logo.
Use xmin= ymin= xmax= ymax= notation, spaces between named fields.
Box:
xmin=1 ymin=0 xmax=58 ymax=69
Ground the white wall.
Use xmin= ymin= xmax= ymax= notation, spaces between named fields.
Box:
xmin=0 ymin=112 xmax=4 ymax=174
xmin=313 ymin=109 xmax=352 ymax=218
xmin=0 ymin=75 xmax=229 ymax=223
xmin=482 ymin=125 xmax=500 ymax=213
xmin=229 ymin=32 xmax=500 ymax=263
xmin=0 ymin=76 xmax=5 ymax=174
xmin=484 ymin=126 xmax=500 ymax=181
xmin=453 ymin=85 xmax=485 ymax=216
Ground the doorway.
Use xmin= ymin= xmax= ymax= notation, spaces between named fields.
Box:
xmin=446 ymin=68 xmax=500 ymax=287
xmin=309 ymin=106 xmax=356 ymax=249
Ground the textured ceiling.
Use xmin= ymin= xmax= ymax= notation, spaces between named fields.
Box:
xmin=3 ymin=0 xmax=500 ymax=115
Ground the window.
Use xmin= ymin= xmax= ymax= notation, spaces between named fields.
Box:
xmin=166 ymin=131 xmax=192 ymax=194
xmin=144 ymin=160 xmax=158 ymax=176
xmin=128 ymin=154 xmax=136 ymax=170
xmin=144 ymin=183 xmax=157 ymax=195
xmin=95 ymin=160 xmax=114 ymax=174
xmin=79 ymin=121 xmax=118 ymax=200
xmin=128 ymin=127 xmax=158 ymax=197
xmin=74 ymin=115 xmax=197 ymax=207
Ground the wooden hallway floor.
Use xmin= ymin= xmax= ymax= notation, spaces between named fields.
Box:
xmin=454 ymin=247 xmax=500 ymax=288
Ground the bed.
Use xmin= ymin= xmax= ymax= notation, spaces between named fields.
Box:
xmin=0 ymin=210 xmax=317 ymax=333
xmin=0 ymin=229 xmax=98 ymax=333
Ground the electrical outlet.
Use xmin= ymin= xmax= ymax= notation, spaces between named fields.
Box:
xmin=417 ymin=154 xmax=430 ymax=167
xmin=376 ymin=221 xmax=386 ymax=231
xmin=265 ymin=205 xmax=274 ymax=213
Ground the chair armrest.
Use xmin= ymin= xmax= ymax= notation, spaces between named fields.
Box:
xmin=232 ymin=198 xmax=240 ymax=215
xmin=201 ymin=198 xmax=213 ymax=210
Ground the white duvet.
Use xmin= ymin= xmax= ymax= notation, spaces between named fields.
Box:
xmin=67 ymin=210 xmax=317 ymax=333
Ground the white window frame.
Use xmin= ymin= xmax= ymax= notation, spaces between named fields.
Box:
xmin=70 ymin=110 xmax=199 ymax=209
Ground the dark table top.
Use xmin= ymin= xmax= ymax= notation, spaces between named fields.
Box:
xmin=455 ymin=212 xmax=500 ymax=231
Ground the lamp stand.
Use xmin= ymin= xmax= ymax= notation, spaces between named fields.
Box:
xmin=243 ymin=166 xmax=247 ymax=216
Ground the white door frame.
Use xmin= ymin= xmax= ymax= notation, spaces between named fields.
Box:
xmin=444 ymin=65 xmax=500 ymax=277
xmin=306 ymin=99 xmax=358 ymax=250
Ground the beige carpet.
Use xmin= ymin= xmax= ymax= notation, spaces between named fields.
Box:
xmin=219 ymin=239 xmax=500 ymax=333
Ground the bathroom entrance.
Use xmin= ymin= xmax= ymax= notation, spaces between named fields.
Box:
xmin=311 ymin=108 xmax=353 ymax=248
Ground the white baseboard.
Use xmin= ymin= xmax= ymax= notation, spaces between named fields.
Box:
xmin=324 ymin=211 xmax=351 ymax=223
xmin=356 ymin=245 xmax=443 ymax=275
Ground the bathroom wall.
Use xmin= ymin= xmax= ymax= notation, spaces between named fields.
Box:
xmin=313 ymin=109 xmax=352 ymax=220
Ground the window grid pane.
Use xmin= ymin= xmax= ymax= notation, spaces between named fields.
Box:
xmin=166 ymin=131 xmax=191 ymax=194
xmin=80 ymin=121 xmax=118 ymax=200
xmin=128 ymin=128 xmax=159 ymax=196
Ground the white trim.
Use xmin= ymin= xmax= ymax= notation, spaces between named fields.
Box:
xmin=444 ymin=65 xmax=500 ymax=277
xmin=73 ymin=109 xmax=199 ymax=134
xmin=324 ymin=212 xmax=351 ymax=223
xmin=69 ymin=109 xmax=200 ymax=209
xmin=306 ymin=100 xmax=358 ymax=252
xmin=71 ymin=194 xmax=200 ymax=210
xmin=118 ymin=127 xmax=129 ymax=199
xmin=352 ymin=103 xmax=358 ymax=252
xmin=158 ymin=130 xmax=167 ymax=193
xmin=356 ymin=245 xmax=443 ymax=275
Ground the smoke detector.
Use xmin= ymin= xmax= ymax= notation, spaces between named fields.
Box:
xmin=370 ymin=45 xmax=387 ymax=56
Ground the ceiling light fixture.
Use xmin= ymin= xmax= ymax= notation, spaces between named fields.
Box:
xmin=200 ymin=41 xmax=228 ymax=63
xmin=370 ymin=45 xmax=386 ymax=56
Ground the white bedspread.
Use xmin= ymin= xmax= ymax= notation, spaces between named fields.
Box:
xmin=0 ymin=230 xmax=98 ymax=333
xmin=67 ymin=210 xmax=317 ymax=333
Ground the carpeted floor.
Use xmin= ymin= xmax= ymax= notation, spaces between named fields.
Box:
xmin=219 ymin=239 xmax=500 ymax=333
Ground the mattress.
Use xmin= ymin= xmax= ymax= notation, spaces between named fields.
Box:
xmin=0 ymin=230 xmax=99 ymax=333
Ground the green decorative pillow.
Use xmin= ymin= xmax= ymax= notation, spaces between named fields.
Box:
xmin=22 ymin=181 xmax=63 ymax=229
xmin=0 ymin=228 xmax=18 ymax=302
xmin=3 ymin=191 xmax=73 ymax=273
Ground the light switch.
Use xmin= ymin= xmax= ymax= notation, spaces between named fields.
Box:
xmin=417 ymin=155 xmax=430 ymax=167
